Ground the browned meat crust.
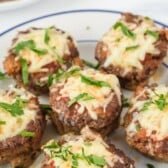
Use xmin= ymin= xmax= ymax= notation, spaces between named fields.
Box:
xmin=124 ymin=84 xmax=168 ymax=161
xmin=49 ymin=84 xmax=122 ymax=136
xmin=3 ymin=27 xmax=83 ymax=95
xmin=95 ymin=13 xmax=168 ymax=90
xmin=0 ymin=97 xmax=46 ymax=167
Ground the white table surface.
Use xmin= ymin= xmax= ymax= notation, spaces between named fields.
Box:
xmin=0 ymin=0 xmax=168 ymax=34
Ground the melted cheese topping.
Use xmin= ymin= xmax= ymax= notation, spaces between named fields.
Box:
xmin=102 ymin=16 xmax=160 ymax=74
xmin=126 ymin=85 xmax=168 ymax=140
xmin=13 ymin=27 xmax=74 ymax=73
xmin=43 ymin=127 xmax=120 ymax=168
xmin=52 ymin=68 xmax=121 ymax=120
xmin=0 ymin=86 xmax=36 ymax=141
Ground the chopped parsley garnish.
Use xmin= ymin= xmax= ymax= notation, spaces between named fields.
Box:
xmin=14 ymin=40 xmax=35 ymax=55
xmin=81 ymin=74 xmax=111 ymax=88
xmin=40 ymin=104 xmax=51 ymax=114
xmin=44 ymin=141 xmax=107 ymax=167
xmin=122 ymin=97 xmax=130 ymax=107
xmin=0 ymin=72 xmax=7 ymax=80
xmin=14 ymin=40 xmax=48 ymax=56
xmin=18 ymin=131 xmax=35 ymax=137
xmin=84 ymin=142 xmax=92 ymax=146
xmin=68 ymin=93 xmax=94 ymax=107
xmin=141 ymin=92 xmax=168 ymax=111
xmin=44 ymin=28 xmax=50 ymax=44
xmin=82 ymin=59 xmax=99 ymax=69
xmin=87 ymin=154 xmax=106 ymax=167
xmin=113 ymin=22 xmax=136 ymax=39
xmin=21 ymin=58 xmax=29 ymax=84
xmin=145 ymin=30 xmax=159 ymax=40
xmin=35 ymin=82 xmax=45 ymax=87
xmin=32 ymin=48 xmax=48 ymax=55
xmin=0 ymin=120 xmax=6 ymax=125
xmin=146 ymin=163 xmax=155 ymax=168
xmin=48 ymin=74 xmax=54 ymax=87
xmin=40 ymin=104 xmax=51 ymax=110
xmin=50 ymin=46 xmax=65 ymax=64
xmin=44 ymin=27 xmax=65 ymax=64
xmin=48 ymin=67 xmax=81 ymax=86
xmin=136 ymin=125 xmax=141 ymax=131
xmin=0 ymin=98 xmax=26 ymax=117
xmin=125 ymin=45 xmax=139 ymax=51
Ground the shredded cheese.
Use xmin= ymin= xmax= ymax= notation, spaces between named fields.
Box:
xmin=126 ymin=84 xmax=168 ymax=140
xmin=102 ymin=15 xmax=160 ymax=74
xmin=51 ymin=69 xmax=121 ymax=120
xmin=13 ymin=27 xmax=75 ymax=73
xmin=43 ymin=127 xmax=121 ymax=168
xmin=0 ymin=86 xmax=37 ymax=141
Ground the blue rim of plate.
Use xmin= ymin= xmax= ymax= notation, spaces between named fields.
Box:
xmin=1 ymin=9 xmax=168 ymax=36
xmin=0 ymin=9 xmax=168 ymax=68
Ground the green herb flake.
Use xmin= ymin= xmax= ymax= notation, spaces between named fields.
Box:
xmin=141 ymin=99 xmax=152 ymax=112
xmin=145 ymin=30 xmax=159 ymax=40
xmin=113 ymin=22 xmax=136 ymax=39
xmin=141 ymin=93 xmax=168 ymax=111
xmin=146 ymin=163 xmax=155 ymax=168
xmin=44 ymin=28 xmax=50 ymax=44
xmin=68 ymin=93 xmax=94 ymax=107
xmin=35 ymin=82 xmax=45 ymax=87
xmin=82 ymin=59 xmax=99 ymax=69
xmin=125 ymin=45 xmax=139 ymax=51
xmin=14 ymin=39 xmax=48 ymax=56
xmin=154 ymin=93 xmax=168 ymax=110
xmin=40 ymin=104 xmax=51 ymax=114
xmin=18 ymin=131 xmax=35 ymax=137
xmin=81 ymin=74 xmax=111 ymax=88
xmin=44 ymin=141 xmax=107 ymax=168
xmin=136 ymin=125 xmax=141 ymax=131
xmin=0 ymin=72 xmax=6 ymax=80
xmin=50 ymin=67 xmax=81 ymax=85
xmin=50 ymin=47 xmax=65 ymax=64
xmin=88 ymin=155 xmax=106 ymax=167
xmin=21 ymin=58 xmax=29 ymax=84
xmin=14 ymin=40 xmax=35 ymax=55
xmin=0 ymin=120 xmax=6 ymax=125
xmin=48 ymin=74 xmax=54 ymax=87
xmin=122 ymin=98 xmax=130 ymax=107
xmin=32 ymin=48 xmax=48 ymax=55
xmin=0 ymin=99 xmax=24 ymax=117
xmin=84 ymin=142 xmax=92 ymax=146
xmin=72 ymin=155 xmax=78 ymax=168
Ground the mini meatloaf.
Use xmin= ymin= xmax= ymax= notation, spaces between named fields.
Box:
xmin=95 ymin=13 xmax=168 ymax=90
xmin=42 ymin=126 xmax=134 ymax=168
xmin=3 ymin=26 xmax=82 ymax=94
xmin=49 ymin=66 xmax=122 ymax=136
xmin=124 ymin=84 xmax=168 ymax=161
xmin=0 ymin=85 xmax=45 ymax=167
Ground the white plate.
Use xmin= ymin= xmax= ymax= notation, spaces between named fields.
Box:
xmin=0 ymin=0 xmax=40 ymax=12
xmin=0 ymin=9 xmax=168 ymax=168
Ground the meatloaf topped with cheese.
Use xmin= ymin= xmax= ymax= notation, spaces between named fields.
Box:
xmin=95 ymin=13 xmax=168 ymax=90
xmin=42 ymin=126 xmax=134 ymax=168
xmin=49 ymin=66 xmax=122 ymax=136
xmin=0 ymin=85 xmax=45 ymax=167
xmin=124 ymin=84 xmax=168 ymax=161
xmin=3 ymin=26 xmax=82 ymax=94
